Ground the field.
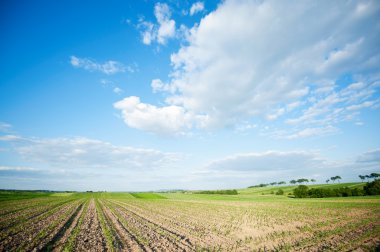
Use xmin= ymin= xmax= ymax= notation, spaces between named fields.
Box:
xmin=0 ymin=184 xmax=379 ymax=251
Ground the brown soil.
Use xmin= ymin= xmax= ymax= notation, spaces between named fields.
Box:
xmin=73 ymin=199 xmax=107 ymax=251
xmin=0 ymin=200 xmax=79 ymax=251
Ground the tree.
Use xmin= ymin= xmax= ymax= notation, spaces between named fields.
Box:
xmin=331 ymin=176 xmax=341 ymax=183
xmin=311 ymin=179 xmax=316 ymax=184
xmin=290 ymin=180 xmax=297 ymax=185
xmin=365 ymin=175 xmax=371 ymax=182
xmin=359 ymin=175 xmax=366 ymax=182
xmin=275 ymin=189 xmax=284 ymax=195
xmin=363 ymin=180 xmax=380 ymax=195
xmin=297 ymin=178 xmax=309 ymax=184
xmin=294 ymin=185 xmax=309 ymax=198
xmin=278 ymin=181 xmax=286 ymax=185
xmin=270 ymin=182 xmax=277 ymax=186
xmin=370 ymin=173 xmax=380 ymax=180
xmin=335 ymin=176 xmax=342 ymax=183
xmin=326 ymin=179 xmax=330 ymax=184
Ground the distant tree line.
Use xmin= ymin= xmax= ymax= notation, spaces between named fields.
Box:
xmin=197 ymin=189 xmax=238 ymax=195
xmin=249 ymin=173 xmax=380 ymax=189
xmin=249 ymin=178 xmax=317 ymax=188
xmin=358 ymin=173 xmax=380 ymax=182
xmin=294 ymin=179 xmax=380 ymax=198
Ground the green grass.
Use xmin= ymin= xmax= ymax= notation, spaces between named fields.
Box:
xmin=130 ymin=193 xmax=167 ymax=199
xmin=0 ymin=182 xmax=370 ymax=203
xmin=0 ymin=191 xmax=53 ymax=201
xmin=50 ymin=192 xmax=75 ymax=197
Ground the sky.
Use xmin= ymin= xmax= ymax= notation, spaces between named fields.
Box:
xmin=1 ymin=0 xmax=380 ymax=191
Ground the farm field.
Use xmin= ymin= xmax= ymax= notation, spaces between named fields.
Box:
xmin=0 ymin=187 xmax=379 ymax=251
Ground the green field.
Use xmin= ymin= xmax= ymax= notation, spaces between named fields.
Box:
xmin=0 ymin=183 xmax=379 ymax=251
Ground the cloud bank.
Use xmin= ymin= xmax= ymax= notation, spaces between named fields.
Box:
xmin=116 ymin=0 xmax=380 ymax=136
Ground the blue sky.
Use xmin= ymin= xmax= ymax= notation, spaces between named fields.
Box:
xmin=1 ymin=0 xmax=380 ymax=191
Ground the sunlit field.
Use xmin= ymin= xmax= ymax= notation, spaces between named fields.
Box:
xmin=1 ymin=185 xmax=379 ymax=251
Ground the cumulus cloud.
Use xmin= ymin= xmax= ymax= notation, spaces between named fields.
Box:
xmin=113 ymin=96 xmax=209 ymax=135
xmin=120 ymin=0 xmax=380 ymax=136
xmin=70 ymin=56 xmax=132 ymax=75
xmin=138 ymin=3 xmax=176 ymax=45
xmin=190 ymin=2 xmax=204 ymax=16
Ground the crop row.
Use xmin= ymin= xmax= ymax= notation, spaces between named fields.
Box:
xmin=0 ymin=195 xmax=379 ymax=251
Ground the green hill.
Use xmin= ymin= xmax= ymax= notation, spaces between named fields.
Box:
xmin=238 ymin=182 xmax=366 ymax=195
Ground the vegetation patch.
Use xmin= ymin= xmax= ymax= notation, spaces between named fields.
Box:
xmin=293 ymin=180 xmax=380 ymax=198
xmin=196 ymin=189 xmax=238 ymax=195
xmin=130 ymin=193 xmax=167 ymax=199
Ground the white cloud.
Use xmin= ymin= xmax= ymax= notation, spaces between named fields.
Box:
xmin=286 ymin=80 xmax=379 ymax=127
xmin=196 ymin=149 xmax=380 ymax=187
xmin=0 ymin=166 xmax=37 ymax=171
xmin=283 ymin=126 xmax=339 ymax=140
xmin=0 ymin=122 xmax=12 ymax=133
xmin=0 ymin=134 xmax=190 ymax=191
xmin=9 ymin=136 xmax=181 ymax=171
xmin=190 ymin=2 xmax=204 ymax=16
xmin=124 ymin=0 xmax=380 ymax=135
xmin=139 ymin=20 xmax=155 ymax=45
xmin=0 ymin=135 xmax=23 ymax=141
xmin=138 ymin=3 xmax=176 ymax=45
xmin=70 ymin=56 xmax=131 ymax=75
xmin=155 ymin=3 xmax=176 ymax=44
xmin=207 ymin=151 xmax=324 ymax=172
xmin=113 ymin=87 xmax=123 ymax=94
xmin=357 ymin=149 xmax=380 ymax=163
xmin=346 ymin=100 xmax=376 ymax=111
xmin=113 ymin=96 xmax=208 ymax=135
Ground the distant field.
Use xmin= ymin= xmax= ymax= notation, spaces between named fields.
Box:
xmin=0 ymin=183 xmax=379 ymax=251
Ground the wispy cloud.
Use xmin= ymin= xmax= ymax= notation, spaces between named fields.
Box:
xmin=70 ymin=56 xmax=134 ymax=75
xmin=100 ymin=79 xmax=124 ymax=95
xmin=1 ymin=133 xmax=181 ymax=171
xmin=0 ymin=134 xmax=185 ymax=190
xmin=192 ymin=149 xmax=380 ymax=187
xmin=0 ymin=122 xmax=12 ymax=133
xmin=189 ymin=2 xmax=204 ymax=16
xmin=286 ymin=82 xmax=379 ymax=127
xmin=206 ymin=151 xmax=324 ymax=172
xmin=357 ymin=149 xmax=380 ymax=163
xmin=0 ymin=135 xmax=23 ymax=141
xmin=269 ymin=126 xmax=340 ymax=140
xmin=113 ymin=87 xmax=123 ymax=94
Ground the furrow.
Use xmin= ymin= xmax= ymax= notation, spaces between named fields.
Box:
xmin=101 ymin=200 xmax=149 ymax=252
xmin=73 ymin=199 xmax=107 ymax=251
xmin=109 ymin=199 xmax=196 ymax=251
xmin=38 ymin=200 xmax=85 ymax=251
